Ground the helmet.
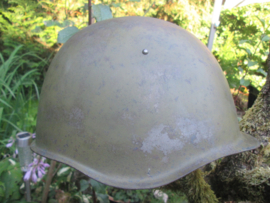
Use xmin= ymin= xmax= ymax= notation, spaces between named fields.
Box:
xmin=31 ymin=16 xmax=259 ymax=189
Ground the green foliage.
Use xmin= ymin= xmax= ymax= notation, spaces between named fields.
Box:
xmin=0 ymin=45 xmax=42 ymax=141
xmin=214 ymin=4 xmax=270 ymax=89
xmin=0 ymin=158 xmax=23 ymax=203
xmin=164 ymin=169 xmax=218 ymax=203
xmin=57 ymin=26 xmax=79 ymax=43
xmin=93 ymin=4 xmax=113 ymax=22
xmin=150 ymin=0 xmax=212 ymax=44
xmin=107 ymin=186 xmax=163 ymax=203
xmin=1 ymin=0 xmax=270 ymax=202
xmin=79 ymin=179 xmax=89 ymax=192
xmin=90 ymin=179 xmax=106 ymax=194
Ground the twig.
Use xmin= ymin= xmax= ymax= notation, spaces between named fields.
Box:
xmin=92 ymin=187 xmax=97 ymax=203
xmin=53 ymin=163 xmax=62 ymax=177
xmin=88 ymin=0 xmax=92 ymax=25
xmin=42 ymin=160 xmax=57 ymax=203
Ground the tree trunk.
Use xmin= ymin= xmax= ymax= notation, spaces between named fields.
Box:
xmin=165 ymin=53 xmax=270 ymax=203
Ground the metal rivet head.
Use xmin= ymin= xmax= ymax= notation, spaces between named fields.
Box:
xmin=142 ymin=49 xmax=148 ymax=55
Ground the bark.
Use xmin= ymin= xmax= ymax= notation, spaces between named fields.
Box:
xmin=164 ymin=51 xmax=270 ymax=203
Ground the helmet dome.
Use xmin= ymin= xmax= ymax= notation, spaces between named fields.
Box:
xmin=31 ymin=16 xmax=259 ymax=189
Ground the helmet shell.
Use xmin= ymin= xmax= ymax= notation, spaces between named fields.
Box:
xmin=31 ymin=16 xmax=259 ymax=189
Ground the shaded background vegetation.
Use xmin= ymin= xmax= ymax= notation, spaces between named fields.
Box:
xmin=0 ymin=0 xmax=270 ymax=202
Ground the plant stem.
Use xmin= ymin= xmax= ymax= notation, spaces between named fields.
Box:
xmin=41 ymin=160 xmax=57 ymax=203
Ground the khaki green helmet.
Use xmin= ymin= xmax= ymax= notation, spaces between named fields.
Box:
xmin=31 ymin=16 xmax=259 ymax=189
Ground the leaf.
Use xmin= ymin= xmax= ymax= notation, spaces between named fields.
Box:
xmin=256 ymin=68 xmax=267 ymax=77
xmin=255 ymin=17 xmax=265 ymax=27
xmin=96 ymin=193 xmax=110 ymax=203
xmin=80 ymin=179 xmax=89 ymax=192
xmin=245 ymin=48 xmax=252 ymax=55
xmin=0 ymin=159 xmax=9 ymax=177
xmin=238 ymin=67 xmax=243 ymax=72
xmin=129 ymin=0 xmax=141 ymax=2
xmin=239 ymin=39 xmax=249 ymax=44
xmin=240 ymin=78 xmax=250 ymax=87
xmin=0 ymin=107 xmax=2 ymax=126
xmin=31 ymin=26 xmax=42 ymax=33
xmin=0 ymin=182 xmax=5 ymax=197
xmin=57 ymin=167 xmax=70 ymax=176
xmin=57 ymin=27 xmax=79 ymax=43
xmin=8 ymin=159 xmax=16 ymax=166
xmin=44 ymin=20 xmax=60 ymax=27
xmin=0 ymin=161 xmax=22 ymax=200
xmin=59 ymin=20 xmax=75 ymax=28
xmin=262 ymin=35 xmax=270 ymax=42
xmin=66 ymin=172 xmax=72 ymax=182
xmin=93 ymin=4 xmax=113 ymax=22
xmin=247 ymin=60 xmax=258 ymax=67
xmin=90 ymin=179 xmax=106 ymax=194
xmin=0 ymin=98 xmax=12 ymax=109
xmin=111 ymin=3 xmax=121 ymax=7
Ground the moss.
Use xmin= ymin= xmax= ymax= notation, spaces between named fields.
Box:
xmin=164 ymin=91 xmax=270 ymax=202
xmin=206 ymin=92 xmax=270 ymax=202
xmin=164 ymin=169 xmax=218 ymax=203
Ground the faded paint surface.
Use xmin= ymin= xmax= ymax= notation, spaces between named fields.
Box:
xmin=140 ymin=118 xmax=214 ymax=157
xmin=141 ymin=124 xmax=184 ymax=155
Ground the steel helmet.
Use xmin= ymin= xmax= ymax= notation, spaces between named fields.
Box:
xmin=31 ymin=16 xmax=259 ymax=189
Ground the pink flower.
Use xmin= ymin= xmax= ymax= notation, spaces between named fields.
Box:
xmin=32 ymin=133 xmax=36 ymax=139
xmin=6 ymin=137 xmax=14 ymax=148
xmin=24 ymin=156 xmax=50 ymax=183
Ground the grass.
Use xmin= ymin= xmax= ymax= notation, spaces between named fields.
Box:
xmin=0 ymin=45 xmax=45 ymax=142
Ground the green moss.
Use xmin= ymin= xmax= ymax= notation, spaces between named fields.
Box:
xmin=164 ymin=169 xmax=218 ymax=203
xmin=205 ymin=92 xmax=270 ymax=202
xmin=164 ymin=92 xmax=270 ymax=202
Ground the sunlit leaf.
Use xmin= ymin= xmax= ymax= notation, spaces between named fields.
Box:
xmin=57 ymin=27 xmax=79 ymax=43
xmin=247 ymin=60 xmax=258 ymax=67
xmin=111 ymin=3 xmax=121 ymax=7
xmin=262 ymin=35 xmax=270 ymax=42
xmin=240 ymin=78 xmax=250 ymax=87
xmin=31 ymin=26 xmax=42 ymax=33
xmin=256 ymin=17 xmax=265 ymax=28
xmin=238 ymin=67 xmax=243 ymax=72
xmin=245 ymin=48 xmax=252 ymax=55
xmin=93 ymin=4 xmax=113 ymax=22
xmin=239 ymin=39 xmax=249 ymax=44
xmin=59 ymin=20 xmax=75 ymax=28
xmin=256 ymin=68 xmax=267 ymax=77
xmin=44 ymin=20 xmax=60 ymax=27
